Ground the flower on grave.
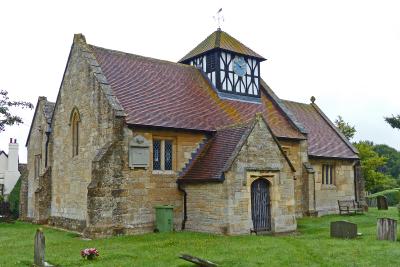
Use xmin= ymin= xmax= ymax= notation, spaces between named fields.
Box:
xmin=81 ymin=248 xmax=99 ymax=260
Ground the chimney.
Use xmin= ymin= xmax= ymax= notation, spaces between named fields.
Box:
xmin=7 ymin=138 xmax=19 ymax=172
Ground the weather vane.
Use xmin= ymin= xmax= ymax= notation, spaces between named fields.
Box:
xmin=213 ymin=8 xmax=224 ymax=30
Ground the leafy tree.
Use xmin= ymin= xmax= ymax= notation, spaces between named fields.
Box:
xmin=0 ymin=89 xmax=33 ymax=132
xmin=334 ymin=115 xmax=356 ymax=140
xmin=354 ymin=141 xmax=397 ymax=193
xmin=385 ymin=115 xmax=400 ymax=130
xmin=373 ymin=144 xmax=400 ymax=180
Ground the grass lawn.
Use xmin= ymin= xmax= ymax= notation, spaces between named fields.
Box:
xmin=1 ymin=208 xmax=399 ymax=267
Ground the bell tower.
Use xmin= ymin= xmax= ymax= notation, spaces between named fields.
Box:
xmin=179 ymin=29 xmax=265 ymax=99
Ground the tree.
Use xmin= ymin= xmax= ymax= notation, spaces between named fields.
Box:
xmin=0 ymin=89 xmax=33 ymax=132
xmin=385 ymin=115 xmax=400 ymax=130
xmin=334 ymin=115 xmax=356 ymax=140
xmin=373 ymin=144 xmax=400 ymax=180
xmin=353 ymin=141 xmax=397 ymax=193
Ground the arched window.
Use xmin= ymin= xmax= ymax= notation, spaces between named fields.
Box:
xmin=70 ymin=108 xmax=80 ymax=156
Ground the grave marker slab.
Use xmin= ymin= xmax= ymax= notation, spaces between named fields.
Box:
xmin=34 ymin=228 xmax=45 ymax=266
xmin=330 ymin=221 xmax=357 ymax=239
xmin=377 ymin=218 xmax=397 ymax=241
xmin=377 ymin=195 xmax=388 ymax=210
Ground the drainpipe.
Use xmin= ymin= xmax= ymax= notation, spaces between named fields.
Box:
xmin=177 ymin=181 xmax=187 ymax=230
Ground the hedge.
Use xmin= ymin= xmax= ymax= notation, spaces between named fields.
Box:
xmin=366 ymin=188 xmax=400 ymax=206
xmin=8 ymin=177 xmax=21 ymax=218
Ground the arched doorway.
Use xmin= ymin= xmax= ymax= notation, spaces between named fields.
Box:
xmin=251 ymin=178 xmax=271 ymax=232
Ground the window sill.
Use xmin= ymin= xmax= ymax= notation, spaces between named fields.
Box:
xmin=321 ymin=184 xmax=337 ymax=190
xmin=152 ymin=170 xmax=176 ymax=175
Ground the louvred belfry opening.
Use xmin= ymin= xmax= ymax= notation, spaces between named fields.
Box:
xmin=179 ymin=29 xmax=266 ymax=99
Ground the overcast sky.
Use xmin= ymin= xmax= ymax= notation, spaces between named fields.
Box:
xmin=1 ymin=0 xmax=399 ymax=163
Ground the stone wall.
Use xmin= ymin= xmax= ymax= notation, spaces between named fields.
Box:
xmin=310 ymin=158 xmax=356 ymax=215
xmin=19 ymin=165 xmax=29 ymax=220
xmin=26 ymin=97 xmax=49 ymax=220
xmin=50 ymin=37 xmax=119 ymax=225
xmin=84 ymin=127 xmax=206 ymax=238
xmin=278 ymin=139 xmax=309 ymax=217
xmin=34 ymin=167 xmax=52 ymax=223
xmin=184 ymin=182 xmax=227 ymax=234
xmin=184 ymin=117 xmax=297 ymax=235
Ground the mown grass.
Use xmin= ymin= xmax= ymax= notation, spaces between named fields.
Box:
xmin=0 ymin=208 xmax=399 ymax=266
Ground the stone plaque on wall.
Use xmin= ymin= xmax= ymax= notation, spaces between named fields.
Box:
xmin=129 ymin=135 xmax=150 ymax=168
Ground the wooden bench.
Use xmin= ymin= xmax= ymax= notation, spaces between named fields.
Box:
xmin=338 ymin=200 xmax=364 ymax=215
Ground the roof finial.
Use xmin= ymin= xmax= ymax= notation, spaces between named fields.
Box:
xmin=213 ymin=8 xmax=224 ymax=30
xmin=310 ymin=96 xmax=316 ymax=104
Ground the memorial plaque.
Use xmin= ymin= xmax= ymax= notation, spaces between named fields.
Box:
xmin=129 ymin=135 xmax=150 ymax=168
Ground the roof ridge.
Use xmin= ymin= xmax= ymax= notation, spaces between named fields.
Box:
xmin=281 ymin=99 xmax=309 ymax=106
xmin=215 ymin=29 xmax=221 ymax=48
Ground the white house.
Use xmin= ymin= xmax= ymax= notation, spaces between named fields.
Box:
xmin=0 ymin=138 xmax=20 ymax=199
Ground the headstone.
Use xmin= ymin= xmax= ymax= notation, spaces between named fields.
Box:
xmin=377 ymin=195 xmax=388 ymax=210
xmin=179 ymin=254 xmax=218 ymax=267
xmin=377 ymin=218 xmax=397 ymax=241
xmin=330 ymin=221 xmax=357 ymax=239
xmin=34 ymin=228 xmax=45 ymax=266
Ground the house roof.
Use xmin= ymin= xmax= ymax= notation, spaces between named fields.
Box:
xmin=283 ymin=100 xmax=358 ymax=159
xmin=91 ymin=45 xmax=304 ymax=139
xmin=178 ymin=115 xmax=296 ymax=183
xmin=179 ymin=29 xmax=265 ymax=63
xmin=0 ymin=151 xmax=7 ymax=157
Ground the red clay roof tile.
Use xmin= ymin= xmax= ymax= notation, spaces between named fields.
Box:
xmin=283 ymin=100 xmax=358 ymax=159
xmin=91 ymin=45 xmax=303 ymax=139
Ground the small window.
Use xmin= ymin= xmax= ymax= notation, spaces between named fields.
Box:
xmin=0 ymin=184 xmax=3 ymax=196
xmin=322 ymin=164 xmax=334 ymax=185
xmin=153 ymin=140 xmax=161 ymax=170
xmin=34 ymin=154 xmax=41 ymax=178
xmin=153 ymin=139 xmax=174 ymax=171
xmin=70 ymin=108 xmax=80 ymax=157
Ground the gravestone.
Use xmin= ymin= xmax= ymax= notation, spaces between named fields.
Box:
xmin=330 ymin=221 xmax=357 ymax=239
xmin=34 ymin=228 xmax=45 ymax=266
xmin=377 ymin=195 xmax=388 ymax=210
xmin=377 ymin=218 xmax=397 ymax=241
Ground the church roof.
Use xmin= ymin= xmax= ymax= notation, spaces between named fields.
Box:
xmin=91 ymin=45 xmax=304 ymax=139
xmin=283 ymin=100 xmax=358 ymax=159
xmin=179 ymin=123 xmax=250 ymax=182
xmin=25 ymin=97 xmax=55 ymax=147
xmin=178 ymin=115 xmax=296 ymax=183
xmin=179 ymin=29 xmax=265 ymax=63
xmin=85 ymin=35 xmax=357 ymax=160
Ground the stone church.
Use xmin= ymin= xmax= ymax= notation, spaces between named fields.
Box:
xmin=21 ymin=29 xmax=364 ymax=238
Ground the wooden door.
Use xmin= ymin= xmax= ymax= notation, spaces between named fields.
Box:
xmin=251 ymin=179 xmax=271 ymax=232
